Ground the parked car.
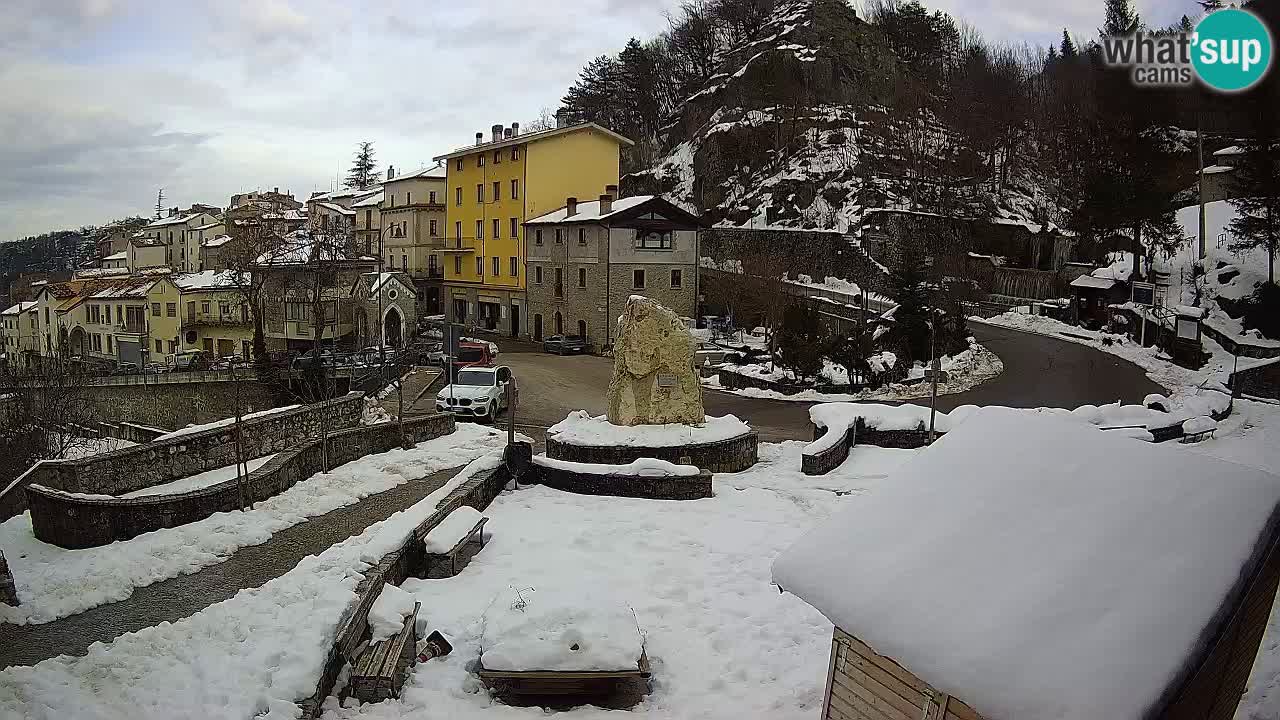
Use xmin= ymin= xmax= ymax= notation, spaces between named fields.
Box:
xmin=421 ymin=342 xmax=447 ymax=366
xmin=694 ymin=342 xmax=729 ymax=365
xmin=171 ymin=350 xmax=211 ymax=372
xmin=435 ymin=365 xmax=516 ymax=421
xmin=113 ymin=362 xmax=139 ymax=375
xmin=543 ymin=334 xmax=589 ymax=355
xmin=290 ymin=349 xmax=335 ymax=370
xmin=445 ymin=341 xmax=494 ymax=374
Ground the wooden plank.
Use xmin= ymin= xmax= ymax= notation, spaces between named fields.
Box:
xmin=829 ymin=680 xmax=894 ymax=720
xmin=839 ymin=651 xmax=925 ymax=711
xmin=822 ymin=637 xmax=841 ymax=720
xmin=837 ymin=630 xmax=930 ymax=696
xmin=831 ymin=670 xmax=911 ymax=720
xmin=942 ymin=695 xmax=983 ymax=720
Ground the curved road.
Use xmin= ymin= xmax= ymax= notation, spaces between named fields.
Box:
xmin=490 ymin=322 xmax=1166 ymax=443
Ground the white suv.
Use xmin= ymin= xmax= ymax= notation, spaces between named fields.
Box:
xmin=436 ymin=365 xmax=516 ymax=421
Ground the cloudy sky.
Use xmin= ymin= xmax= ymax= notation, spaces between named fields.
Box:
xmin=0 ymin=0 xmax=1188 ymax=242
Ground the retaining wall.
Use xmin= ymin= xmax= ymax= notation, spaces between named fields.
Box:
xmin=0 ymin=394 xmax=365 ymax=522
xmin=298 ymin=457 xmax=516 ymax=717
xmin=0 ymin=550 xmax=16 ymax=607
xmin=854 ymin=419 xmax=940 ymax=449
xmin=802 ymin=423 xmax=856 ymax=476
xmin=545 ymin=431 xmax=758 ymax=473
xmin=26 ymin=413 xmax=455 ymax=549
xmin=1233 ymin=359 xmax=1280 ymax=401
xmin=523 ymin=463 xmax=713 ymax=500
xmin=1203 ymin=322 xmax=1280 ymax=360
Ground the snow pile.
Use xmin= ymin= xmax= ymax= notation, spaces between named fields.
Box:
xmin=547 ymin=411 xmax=751 ymax=447
xmin=532 ymin=455 xmax=701 ymax=477
xmin=1183 ymin=416 xmax=1218 ymax=435
xmin=422 ymin=506 xmax=485 ymax=554
xmin=480 ymin=587 xmax=644 ymax=672
xmin=867 ymin=351 xmax=897 ymax=373
xmin=121 ymin=455 xmax=275 ymax=498
xmin=0 ymin=451 xmax=507 ymax=720
xmin=0 ymin=423 xmax=507 ymax=625
xmin=362 ymin=397 xmax=392 ymax=425
xmin=153 ymin=404 xmax=302 ymax=441
xmin=774 ymin=408 xmax=1280 ymax=720
xmin=368 ymin=584 xmax=418 ymax=641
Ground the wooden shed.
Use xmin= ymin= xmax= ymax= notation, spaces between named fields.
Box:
xmin=774 ymin=408 xmax=1280 ymax=720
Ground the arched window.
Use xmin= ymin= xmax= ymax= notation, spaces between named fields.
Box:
xmin=577 ymin=319 xmax=587 ymax=339
xmin=554 ymin=311 xmax=563 ymax=336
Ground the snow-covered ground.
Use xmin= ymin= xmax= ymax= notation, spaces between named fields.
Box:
xmin=0 ymin=423 xmax=507 ymax=625
xmin=0 ymin=451 xmax=509 ymax=720
xmin=547 ymin=411 xmax=751 ymax=446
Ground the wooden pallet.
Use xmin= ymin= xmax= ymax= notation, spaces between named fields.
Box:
xmin=478 ymin=652 xmax=651 ymax=697
xmin=350 ymin=601 xmax=420 ymax=703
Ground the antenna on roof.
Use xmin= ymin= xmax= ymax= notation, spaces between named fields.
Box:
xmin=155 ymin=188 xmax=165 ymax=220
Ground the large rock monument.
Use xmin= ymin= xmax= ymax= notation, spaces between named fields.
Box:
xmin=606 ymin=296 xmax=705 ymax=426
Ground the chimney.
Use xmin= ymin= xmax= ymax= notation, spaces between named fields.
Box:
xmin=273 ymin=187 xmax=279 ymax=194
xmin=476 ymin=131 xmax=484 ymax=146
xmin=503 ymin=127 xmax=513 ymax=140
xmin=606 ymin=184 xmax=618 ymax=198
xmin=555 ymin=109 xmax=568 ymax=129
xmin=491 ymin=124 xmax=502 ymax=142
xmin=388 ymin=165 xmax=396 ymax=180
xmin=566 ymin=197 xmax=578 ymax=217
xmin=599 ymin=194 xmax=612 ymax=214
xmin=511 ymin=122 xmax=520 ymax=137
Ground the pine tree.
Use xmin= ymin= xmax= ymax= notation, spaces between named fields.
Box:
xmin=887 ymin=233 xmax=932 ymax=363
xmin=344 ymin=142 xmax=381 ymax=190
xmin=1060 ymin=29 xmax=1078 ymax=59
xmin=1228 ymin=108 xmax=1280 ymax=286
xmin=1101 ymin=0 xmax=1140 ymax=36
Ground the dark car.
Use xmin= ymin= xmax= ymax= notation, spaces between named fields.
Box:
xmin=543 ymin=334 xmax=589 ymax=355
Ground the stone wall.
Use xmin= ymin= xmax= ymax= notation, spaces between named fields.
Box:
xmin=0 ymin=550 xmax=17 ymax=607
xmin=545 ymin=431 xmax=758 ymax=473
xmin=523 ymin=463 xmax=713 ymax=500
xmin=0 ymin=394 xmax=365 ymax=522
xmin=719 ymin=366 xmax=856 ymax=396
xmin=1233 ymin=359 xmax=1280 ymax=400
xmin=298 ymin=457 xmax=516 ymax=717
xmin=73 ymin=379 xmax=276 ymax=428
xmin=854 ymin=419 xmax=940 ymax=449
xmin=802 ymin=423 xmax=855 ymax=476
xmin=26 ymin=413 xmax=455 ymax=549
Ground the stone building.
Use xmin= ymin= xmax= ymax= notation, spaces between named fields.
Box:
xmin=525 ymin=194 xmax=701 ymax=348
xmin=351 ymin=272 xmax=418 ymax=349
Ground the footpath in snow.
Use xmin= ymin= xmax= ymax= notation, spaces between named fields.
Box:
xmin=0 ymin=422 xmax=506 ymax=625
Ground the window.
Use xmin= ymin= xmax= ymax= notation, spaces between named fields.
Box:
xmin=456 ymin=158 xmax=463 ymax=171
xmin=637 ymin=230 xmax=674 ymax=249
xmin=511 ymin=146 xmax=519 ymax=161
xmin=476 ymin=257 xmax=484 ymax=276
xmin=476 ymin=184 xmax=483 ymax=203
xmin=476 ymin=220 xmax=484 ymax=240
xmin=152 ymin=302 xmax=161 ymax=317
xmin=430 ymin=219 xmax=438 ymax=236
xmin=578 ymin=227 xmax=586 ymax=245
xmin=454 ymin=256 xmax=462 ymax=275
xmin=511 ymin=179 xmax=519 ymax=199
xmin=577 ymin=267 xmax=587 ymax=288
xmin=534 ymin=266 xmax=543 ymax=284
xmin=554 ymin=268 xmax=563 ymax=297
xmin=455 ymin=187 xmax=462 ymax=205
xmin=493 ymin=150 xmax=501 ymax=164
xmin=388 ymin=252 xmax=394 ymax=268
xmin=406 ymin=191 xmax=411 ymax=205
xmin=492 ymin=256 xmax=500 ymax=276
xmin=105 ymin=305 xmax=111 ymax=324
xmin=389 ymin=194 xmax=395 ymax=208
xmin=166 ymin=302 xmax=176 ymax=317
xmin=455 ymin=221 xmax=462 ymax=241
xmin=106 ymin=335 xmax=112 ymax=354
xmin=510 ymin=217 xmax=518 ymax=238
xmin=201 ymin=301 xmax=211 ymax=314
xmin=155 ymin=339 xmax=161 ymax=353
xmin=429 ymin=191 xmax=437 ymax=204
xmin=219 ymin=302 xmax=230 ymax=316
xmin=633 ymin=269 xmax=646 ymax=289
xmin=492 ymin=181 xmax=500 ymax=201
xmin=477 ymin=154 xmax=484 ymax=167
xmin=578 ymin=319 xmax=587 ymax=339
xmin=510 ymin=257 xmax=518 ymax=277
xmin=493 ymin=218 xmax=500 ymax=239
xmin=168 ymin=340 xmax=177 ymax=354
xmin=671 ymin=269 xmax=683 ymax=288
xmin=402 ymin=254 xmax=407 ymax=269
xmin=116 ymin=305 xmax=122 ymax=324
xmin=555 ymin=228 xmax=563 ymax=244
xmin=535 ymin=228 xmax=543 ymax=246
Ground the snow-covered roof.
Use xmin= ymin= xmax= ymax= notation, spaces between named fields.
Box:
xmin=1213 ymin=145 xmax=1245 ymax=157
xmin=1 ymin=302 xmax=35 ymax=315
xmin=524 ymin=195 xmax=654 ymax=225
xmin=315 ymin=201 xmax=355 ymax=216
xmin=262 ymin=209 xmax=307 ymax=221
xmin=173 ymin=270 xmax=246 ymax=291
xmin=1199 ymin=165 xmax=1235 ymax=175
xmin=102 ymin=251 xmax=127 ymax=261
xmin=352 ymin=192 xmax=384 ymax=208
xmin=309 ymin=186 xmax=380 ymax=203
xmin=72 ymin=267 xmax=131 ymax=279
xmin=147 ymin=213 xmax=206 ymax=228
xmin=130 ymin=236 xmax=165 ymax=247
xmin=383 ymin=165 xmax=447 ymax=183
xmin=201 ymin=234 xmax=232 ymax=248
xmin=773 ymin=408 xmax=1280 ymax=720
xmin=90 ymin=278 xmax=158 ymax=299
xmin=190 ymin=221 xmax=223 ymax=231
xmin=361 ymin=271 xmax=410 ymax=294
xmin=254 ymin=231 xmax=374 ymax=266
xmin=1070 ymin=274 xmax=1118 ymax=290
xmin=433 ymin=122 xmax=634 ymax=162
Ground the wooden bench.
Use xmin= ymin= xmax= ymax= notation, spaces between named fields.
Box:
xmin=350 ymin=601 xmax=420 ymax=703
xmin=478 ymin=651 xmax=652 ymax=702
xmin=1181 ymin=428 xmax=1216 ymax=443
xmin=423 ymin=508 xmax=489 ymax=577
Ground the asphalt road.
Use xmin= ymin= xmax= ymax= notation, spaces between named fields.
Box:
xmin=473 ymin=322 xmax=1166 ymax=443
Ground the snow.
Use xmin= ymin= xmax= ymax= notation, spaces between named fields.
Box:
xmin=120 ymin=455 xmax=276 ymax=498
xmin=1183 ymin=415 xmax=1218 ymax=435
xmin=532 ymin=454 xmax=701 ymax=477
xmin=422 ymin=506 xmax=485 ymax=554
xmin=153 ymin=404 xmax=302 ymax=440
xmin=774 ymin=407 xmax=1280 ymax=720
xmin=0 ymin=449 xmax=505 ymax=720
xmin=1200 ymin=164 xmax=1235 ymax=174
xmin=56 ymin=435 xmax=136 ymax=460
xmin=1070 ymin=274 xmax=1118 ymax=289
xmin=172 ymin=269 xmax=245 ymax=290
xmin=1 ymin=301 xmax=35 ymax=315
xmin=480 ymin=587 xmax=644 ymax=672
xmin=547 ymin=411 xmax=751 ymax=447
xmin=0 ymin=423 xmax=507 ymax=625
xmin=524 ymin=195 xmax=652 ymax=224
xmin=368 ymin=583 xmax=418 ymax=641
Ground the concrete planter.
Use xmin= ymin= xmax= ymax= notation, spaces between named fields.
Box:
xmin=523 ymin=463 xmax=713 ymax=500
xmin=545 ymin=431 xmax=758 ymax=473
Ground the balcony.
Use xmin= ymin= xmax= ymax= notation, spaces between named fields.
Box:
xmin=182 ymin=311 xmax=250 ymax=330
xmin=116 ymin=320 xmax=148 ymax=336
xmin=414 ymin=267 xmax=445 ymax=280
xmin=439 ymin=239 xmax=476 ymax=253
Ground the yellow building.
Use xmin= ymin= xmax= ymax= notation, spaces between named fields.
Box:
xmin=174 ymin=271 xmax=254 ymax=359
xmin=432 ymin=121 xmax=632 ymax=336
xmin=145 ymin=277 xmax=183 ymax=358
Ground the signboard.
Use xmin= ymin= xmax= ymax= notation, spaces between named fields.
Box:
xmin=1177 ymin=318 xmax=1200 ymax=341
xmin=657 ymin=373 xmax=677 ymax=388
xmin=1131 ymin=282 xmax=1156 ymax=306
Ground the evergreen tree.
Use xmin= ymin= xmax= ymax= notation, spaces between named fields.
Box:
xmin=1228 ymin=107 xmax=1280 ymax=286
xmin=1101 ymin=0 xmax=1140 ymax=36
xmin=886 ymin=233 xmax=932 ymax=363
xmin=776 ymin=303 xmax=825 ymax=380
xmin=344 ymin=141 xmax=381 ymax=190
xmin=1060 ymin=29 xmax=1078 ymax=59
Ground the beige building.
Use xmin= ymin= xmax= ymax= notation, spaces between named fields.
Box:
xmin=1 ymin=301 xmax=38 ymax=365
xmin=174 ymin=271 xmax=254 ymax=359
xmin=524 ymin=194 xmax=701 ymax=347
xmin=142 ymin=209 xmax=221 ymax=270
xmin=379 ymin=164 xmax=448 ymax=315
xmin=306 ymin=187 xmax=380 ymax=236
xmin=183 ymin=220 xmax=226 ymax=272
xmin=353 ymin=191 xmax=384 ymax=256
xmin=127 ymin=236 xmax=167 ymax=272
xmin=200 ymin=235 xmax=235 ymax=271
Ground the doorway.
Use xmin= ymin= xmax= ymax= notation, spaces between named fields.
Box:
xmin=384 ymin=306 xmax=404 ymax=347
xmin=533 ymin=313 xmax=543 ymax=341
xmin=510 ymin=304 xmax=520 ymax=338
